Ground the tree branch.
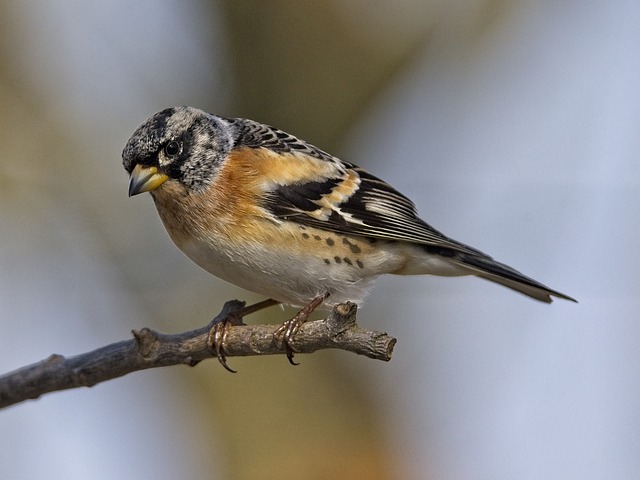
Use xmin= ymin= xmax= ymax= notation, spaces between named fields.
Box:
xmin=0 ymin=301 xmax=396 ymax=410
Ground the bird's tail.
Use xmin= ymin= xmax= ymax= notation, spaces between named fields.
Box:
xmin=449 ymin=253 xmax=577 ymax=303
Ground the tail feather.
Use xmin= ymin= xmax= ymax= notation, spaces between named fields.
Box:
xmin=450 ymin=253 xmax=577 ymax=303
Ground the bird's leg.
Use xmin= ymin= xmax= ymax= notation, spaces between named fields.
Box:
xmin=208 ymin=298 xmax=281 ymax=372
xmin=275 ymin=293 xmax=329 ymax=365
xmin=240 ymin=298 xmax=281 ymax=316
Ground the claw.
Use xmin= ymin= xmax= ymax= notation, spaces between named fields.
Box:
xmin=207 ymin=298 xmax=280 ymax=372
xmin=207 ymin=310 xmax=244 ymax=373
xmin=275 ymin=293 xmax=328 ymax=365
xmin=275 ymin=315 xmax=303 ymax=365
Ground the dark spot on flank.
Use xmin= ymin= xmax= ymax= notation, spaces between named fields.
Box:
xmin=334 ymin=256 xmax=342 ymax=264
xmin=356 ymin=260 xmax=364 ymax=269
xmin=326 ymin=238 xmax=335 ymax=246
xmin=313 ymin=235 xmax=322 ymax=241
xmin=323 ymin=258 xmax=331 ymax=265
xmin=343 ymin=258 xmax=352 ymax=265
xmin=302 ymin=233 xmax=310 ymax=239
xmin=342 ymin=238 xmax=361 ymax=254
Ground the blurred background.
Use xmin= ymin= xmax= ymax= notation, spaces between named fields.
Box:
xmin=0 ymin=1 xmax=638 ymax=479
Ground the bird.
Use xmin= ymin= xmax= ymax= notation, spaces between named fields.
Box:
xmin=123 ymin=106 xmax=576 ymax=368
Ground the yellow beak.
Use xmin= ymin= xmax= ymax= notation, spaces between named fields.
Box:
xmin=128 ymin=164 xmax=169 ymax=196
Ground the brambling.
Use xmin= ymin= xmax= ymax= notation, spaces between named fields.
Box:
xmin=123 ymin=106 xmax=576 ymax=366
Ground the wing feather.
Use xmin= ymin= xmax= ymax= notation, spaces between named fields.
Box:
xmin=228 ymin=117 xmax=483 ymax=255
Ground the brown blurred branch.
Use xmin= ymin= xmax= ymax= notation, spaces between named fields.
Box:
xmin=0 ymin=300 xmax=395 ymax=410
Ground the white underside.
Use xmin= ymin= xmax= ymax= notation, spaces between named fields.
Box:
xmin=179 ymin=236 xmax=470 ymax=308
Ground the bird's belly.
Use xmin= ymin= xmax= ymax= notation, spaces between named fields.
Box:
xmin=177 ymin=233 xmax=405 ymax=307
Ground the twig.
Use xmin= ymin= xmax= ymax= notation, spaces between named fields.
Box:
xmin=0 ymin=300 xmax=396 ymax=409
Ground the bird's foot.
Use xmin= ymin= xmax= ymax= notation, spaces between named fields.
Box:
xmin=275 ymin=293 xmax=328 ymax=365
xmin=207 ymin=298 xmax=280 ymax=372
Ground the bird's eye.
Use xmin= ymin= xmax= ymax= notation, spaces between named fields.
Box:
xmin=164 ymin=141 xmax=182 ymax=157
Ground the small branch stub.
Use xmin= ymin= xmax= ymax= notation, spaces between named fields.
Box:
xmin=0 ymin=301 xmax=396 ymax=409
